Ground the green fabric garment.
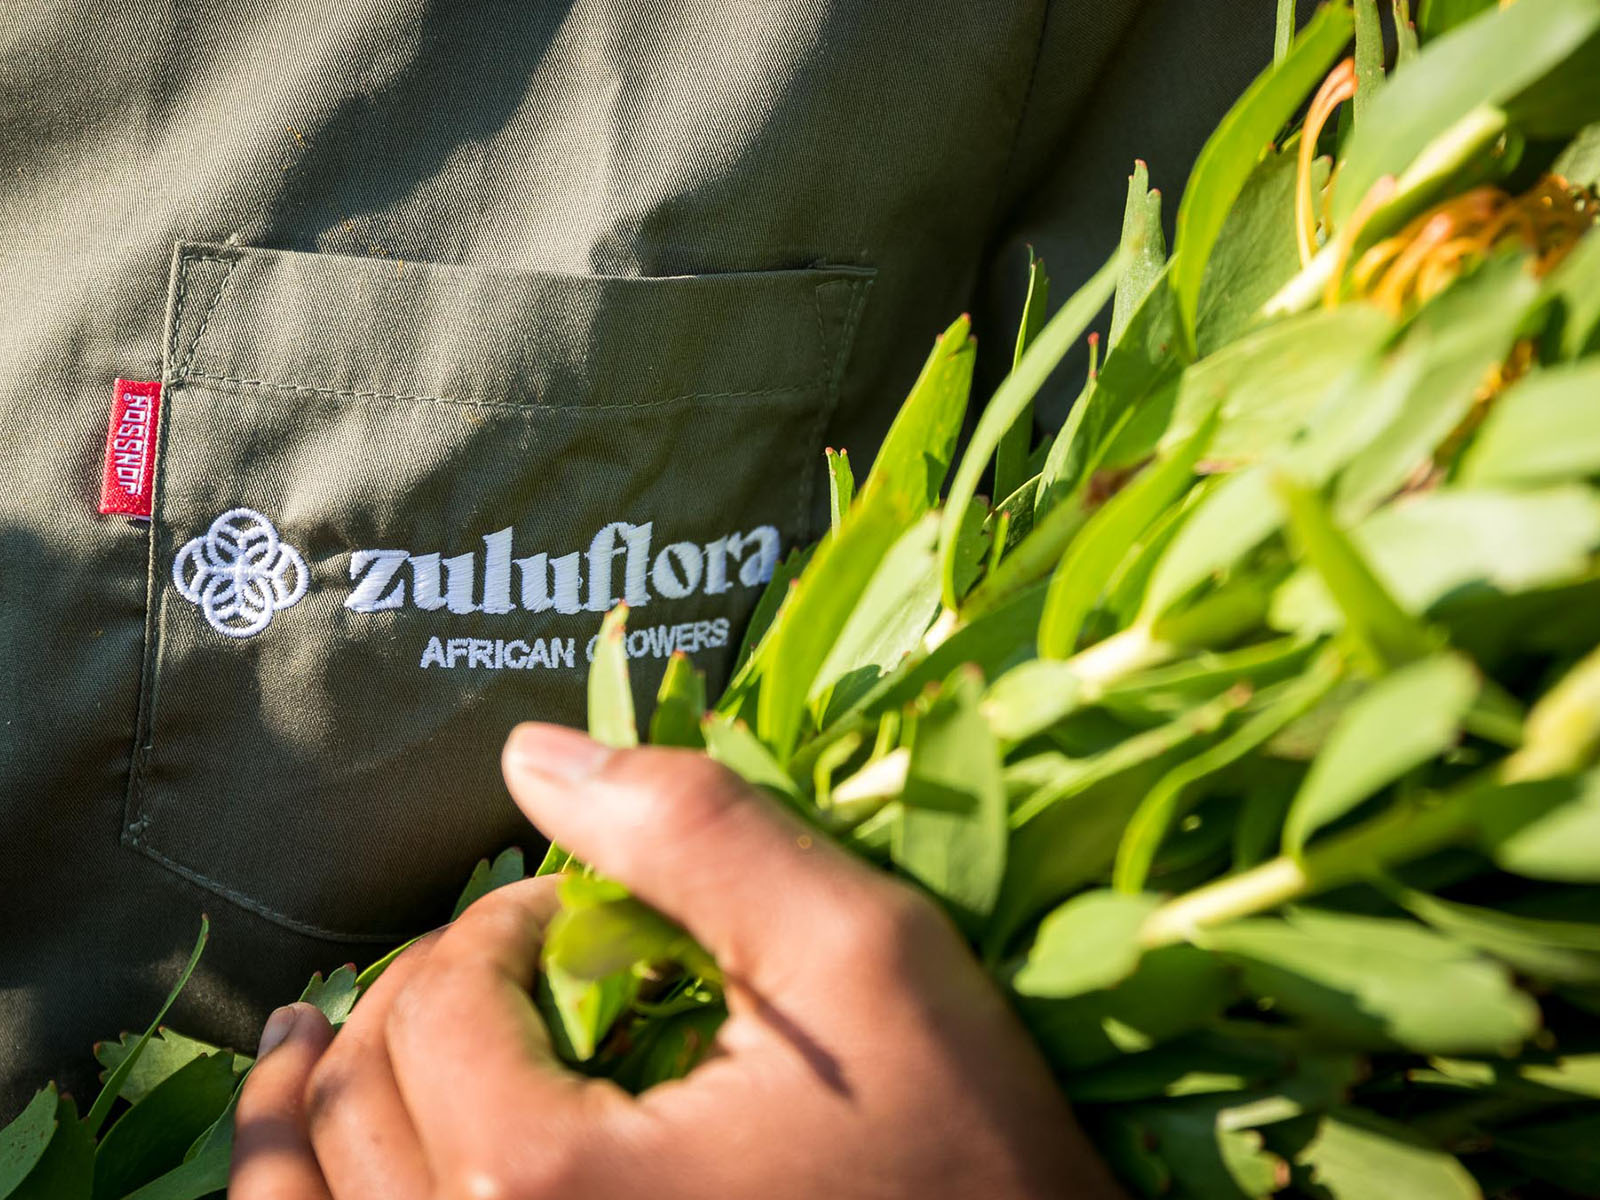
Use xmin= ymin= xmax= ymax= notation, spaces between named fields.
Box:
xmin=0 ymin=0 xmax=1269 ymax=1114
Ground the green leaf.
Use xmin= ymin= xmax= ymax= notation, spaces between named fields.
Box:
xmin=1196 ymin=151 xmax=1323 ymax=354
xmin=543 ymin=893 xmax=714 ymax=985
xmin=649 ymin=653 xmax=706 ymax=749
xmin=92 ymin=1053 xmax=236 ymax=1200
xmin=1554 ymin=121 xmax=1600 ymax=190
xmin=8 ymin=1097 xmax=91 ymax=1200
xmin=1201 ymin=908 xmax=1540 ymax=1054
xmin=607 ymin=1003 xmax=727 ymax=1095
xmin=589 ymin=604 xmax=638 ymax=750
xmin=1110 ymin=161 xmax=1166 ymax=350
xmin=93 ymin=1030 xmax=248 ymax=1107
xmin=847 ymin=580 xmax=1047 ymax=722
xmin=825 ymin=447 xmax=853 ymax=535
xmin=84 ymin=918 xmax=209 ymax=1138
xmin=980 ymin=659 xmax=1085 ymax=744
xmin=1117 ymin=1097 xmax=1291 ymax=1199
xmin=1170 ymin=2 xmax=1354 ymax=355
xmin=537 ymin=963 xmax=638 ymax=1065
xmin=1394 ymin=885 xmax=1600 ymax=985
xmin=1477 ymin=769 xmax=1600 ymax=883
xmin=1037 ymin=408 xmax=1217 ymax=659
xmin=994 ymin=250 xmax=1050 ymax=504
xmin=1548 ymin=231 xmax=1600 ymax=369
xmin=729 ymin=545 xmax=811 ymax=677
xmin=451 ymin=847 xmax=526 ymax=920
xmin=1273 ymin=486 xmax=1600 ymax=642
xmin=991 ymin=688 xmax=1251 ymax=950
xmin=1035 ymin=268 xmax=1178 ymax=518
xmin=1335 ymin=251 xmax=1542 ymax=518
xmin=892 ymin=670 xmax=1008 ymax=933
xmin=811 ymin=513 xmax=941 ymax=725
xmin=1271 ymin=476 xmax=1438 ymax=672
xmin=1117 ymin=656 xmax=1343 ymax=893
xmin=1283 ymin=653 xmax=1479 ymax=855
xmin=1334 ymin=0 xmax=1600 ymax=223
xmin=1139 ymin=343 xmax=1413 ymax=622
xmin=1417 ymin=0 xmax=1494 ymax=40
xmin=1013 ymin=890 xmax=1161 ymax=999
xmin=298 ymin=965 xmax=361 ymax=1026
xmin=861 ymin=314 xmax=974 ymax=514
xmin=939 ymin=252 xmax=1120 ymax=607
xmin=1492 ymin=1111 xmax=1600 ymax=1195
xmin=1459 ymin=360 xmax=1600 ymax=486
xmin=756 ymin=320 xmax=972 ymax=757
xmin=0 ymin=1087 xmax=60 ymax=1199
xmin=116 ymin=1145 xmax=230 ymax=1200
xmin=1353 ymin=0 xmax=1385 ymax=125
xmin=1162 ymin=304 xmax=1393 ymax=469
xmin=1298 ymin=1108 xmax=1479 ymax=1200
xmin=701 ymin=714 xmax=806 ymax=811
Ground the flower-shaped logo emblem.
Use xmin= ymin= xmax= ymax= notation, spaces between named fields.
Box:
xmin=173 ymin=508 xmax=309 ymax=637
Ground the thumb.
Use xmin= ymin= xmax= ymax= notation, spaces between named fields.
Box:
xmin=231 ymin=1003 xmax=336 ymax=1200
xmin=502 ymin=722 xmax=884 ymax=993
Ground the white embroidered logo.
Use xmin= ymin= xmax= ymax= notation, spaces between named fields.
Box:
xmin=173 ymin=508 xmax=309 ymax=638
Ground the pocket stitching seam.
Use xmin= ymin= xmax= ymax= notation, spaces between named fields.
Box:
xmin=176 ymin=371 xmax=821 ymax=411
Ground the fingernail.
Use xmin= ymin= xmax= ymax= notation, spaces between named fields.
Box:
xmin=507 ymin=723 xmax=613 ymax=782
xmin=257 ymin=1005 xmax=298 ymax=1057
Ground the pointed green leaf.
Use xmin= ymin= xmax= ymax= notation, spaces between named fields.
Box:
xmin=811 ymin=514 xmax=942 ymax=725
xmin=1201 ymin=908 xmax=1540 ymax=1054
xmin=1171 ymin=2 xmax=1354 ymax=355
xmin=1298 ymin=1108 xmax=1479 ymax=1200
xmin=84 ymin=918 xmax=209 ymax=1138
xmin=1334 ymin=0 xmax=1600 ymax=222
xmin=649 ymin=653 xmax=706 ymax=749
xmin=994 ymin=251 xmax=1050 ymax=504
xmin=1110 ymin=161 xmax=1166 ymax=350
xmin=298 ymin=965 xmax=362 ymax=1026
xmin=92 ymin=1053 xmax=236 ymax=1200
xmin=892 ymin=670 xmax=1008 ymax=932
xmin=1117 ymin=655 xmax=1343 ymax=893
xmin=939 ymin=253 xmax=1121 ymax=607
xmin=1477 ymin=769 xmax=1600 ymax=883
xmin=589 ymin=604 xmax=638 ymax=750
xmin=1284 ymin=653 xmax=1479 ymax=855
xmin=0 ymin=1087 xmax=60 ymax=1199
xmin=452 ymin=847 xmax=526 ymax=920
xmin=1352 ymin=0 xmax=1386 ymax=124
xmin=825 ymin=447 xmax=853 ymax=535
xmin=1013 ymin=890 xmax=1160 ymax=999
xmin=1273 ymin=486 xmax=1600 ymax=643
xmin=8 ymin=1097 xmax=90 ymax=1200
xmin=93 ymin=1031 xmax=248 ymax=1107
xmin=1197 ymin=151 xmax=1323 ymax=354
xmin=1271 ymin=477 xmax=1437 ymax=672
xmin=701 ymin=714 xmax=807 ymax=811
xmin=1459 ymin=360 xmax=1600 ymax=486
xmin=1037 ymin=408 xmax=1216 ymax=659
xmin=1395 ymin=885 xmax=1600 ymax=985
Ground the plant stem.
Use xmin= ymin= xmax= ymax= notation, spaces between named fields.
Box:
xmin=1139 ymin=794 xmax=1475 ymax=947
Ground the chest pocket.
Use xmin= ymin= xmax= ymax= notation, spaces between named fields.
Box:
xmin=125 ymin=242 xmax=873 ymax=941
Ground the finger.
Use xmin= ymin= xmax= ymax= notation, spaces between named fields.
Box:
xmin=384 ymin=877 xmax=626 ymax=1191
xmin=232 ymin=1003 xmax=336 ymax=1200
xmin=306 ymin=939 xmax=437 ymax=1200
xmin=502 ymin=722 xmax=888 ymax=990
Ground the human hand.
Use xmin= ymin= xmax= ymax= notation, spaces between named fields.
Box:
xmin=232 ymin=722 xmax=1122 ymax=1199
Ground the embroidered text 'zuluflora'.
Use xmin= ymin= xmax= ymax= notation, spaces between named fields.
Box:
xmin=346 ymin=521 xmax=778 ymax=616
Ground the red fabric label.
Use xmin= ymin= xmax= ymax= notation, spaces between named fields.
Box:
xmin=98 ymin=379 xmax=162 ymax=518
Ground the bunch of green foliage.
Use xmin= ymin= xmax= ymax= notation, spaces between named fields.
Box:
xmin=6 ymin=1 xmax=1600 ymax=1196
